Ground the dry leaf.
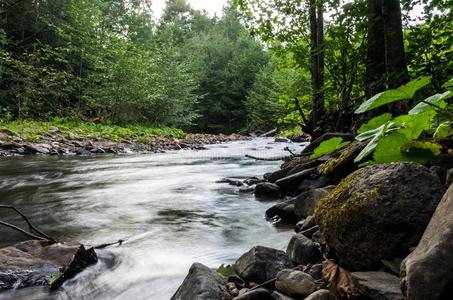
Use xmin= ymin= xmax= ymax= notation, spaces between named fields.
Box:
xmin=322 ymin=259 xmax=359 ymax=298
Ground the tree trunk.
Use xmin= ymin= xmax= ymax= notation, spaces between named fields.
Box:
xmin=365 ymin=0 xmax=386 ymax=98
xmin=382 ymin=0 xmax=410 ymax=88
xmin=308 ymin=0 xmax=324 ymax=136
xmin=365 ymin=0 xmax=409 ymax=97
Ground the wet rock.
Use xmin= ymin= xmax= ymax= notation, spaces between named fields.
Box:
xmin=310 ymin=230 xmax=324 ymax=244
xmin=351 ymin=272 xmax=404 ymax=300
xmin=300 ymin=225 xmax=319 ymax=239
xmin=294 ymin=188 xmax=330 ymax=218
xmin=400 ymin=183 xmax=453 ymax=300
xmin=315 ymin=163 xmax=445 ymax=270
xmin=171 ymin=263 xmax=231 ymax=300
xmin=0 ymin=240 xmax=97 ymax=290
xmin=298 ymin=177 xmax=332 ymax=192
xmin=271 ymin=291 xmax=295 ymax=300
xmin=75 ymin=148 xmax=92 ymax=155
xmin=254 ymin=183 xmax=282 ymax=200
xmin=304 ymin=289 xmax=336 ymax=300
xmin=233 ymin=288 xmax=271 ymax=300
xmin=300 ymin=215 xmax=317 ymax=231
xmin=287 ymin=159 xmax=325 ymax=176
xmin=268 ymin=167 xmax=292 ymax=183
xmin=23 ymin=144 xmax=50 ymax=154
xmin=265 ymin=199 xmax=298 ymax=223
xmin=217 ymin=178 xmax=244 ymax=186
xmin=281 ymin=155 xmax=310 ymax=170
xmin=275 ymin=269 xmax=316 ymax=297
xmin=275 ymin=167 xmax=318 ymax=193
xmin=239 ymin=185 xmax=256 ymax=193
xmin=286 ymin=233 xmax=322 ymax=265
xmin=244 ymin=177 xmax=264 ymax=186
xmin=275 ymin=137 xmax=290 ymax=143
xmin=308 ymin=264 xmax=323 ymax=281
xmin=234 ymin=246 xmax=294 ymax=284
xmin=317 ymin=141 xmax=366 ymax=179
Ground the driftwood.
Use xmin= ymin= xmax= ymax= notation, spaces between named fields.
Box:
xmin=0 ymin=205 xmax=56 ymax=242
xmin=93 ymin=239 xmax=125 ymax=249
xmin=245 ymin=154 xmax=291 ymax=161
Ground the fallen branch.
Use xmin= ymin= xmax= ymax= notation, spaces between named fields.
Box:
xmin=245 ymin=154 xmax=290 ymax=161
xmin=284 ymin=147 xmax=296 ymax=157
xmin=0 ymin=220 xmax=49 ymax=241
xmin=93 ymin=239 xmax=125 ymax=249
xmin=0 ymin=205 xmax=57 ymax=242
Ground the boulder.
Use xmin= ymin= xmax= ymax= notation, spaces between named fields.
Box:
xmin=268 ymin=168 xmax=292 ymax=183
xmin=234 ymin=246 xmax=294 ymax=284
xmin=271 ymin=291 xmax=295 ymax=300
xmin=275 ymin=269 xmax=316 ymax=297
xmin=0 ymin=240 xmax=97 ymax=290
xmin=233 ymin=288 xmax=272 ymax=300
xmin=170 ymin=263 xmax=231 ymax=300
xmin=317 ymin=141 xmax=366 ymax=179
xmin=47 ymin=126 xmax=59 ymax=133
xmin=294 ymin=188 xmax=330 ymax=218
xmin=300 ymin=225 xmax=319 ymax=239
xmin=400 ymin=183 xmax=453 ymax=300
xmin=286 ymin=233 xmax=322 ymax=265
xmin=298 ymin=177 xmax=332 ymax=192
xmin=351 ymin=272 xmax=404 ymax=300
xmin=286 ymin=159 xmax=325 ymax=176
xmin=275 ymin=167 xmax=318 ymax=193
xmin=315 ymin=163 xmax=445 ymax=270
xmin=265 ymin=199 xmax=298 ymax=223
xmin=304 ymin=289 xmax=336 ymax=300
xmin=254 ymin=183 xmax=282 ymax=200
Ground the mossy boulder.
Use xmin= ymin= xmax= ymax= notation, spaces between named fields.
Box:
xmin=314 ymin=163 xmax=445 ymax=270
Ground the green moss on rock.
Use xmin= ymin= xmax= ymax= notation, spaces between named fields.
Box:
xmin=314 ymin=163 xmax=445 ymax=270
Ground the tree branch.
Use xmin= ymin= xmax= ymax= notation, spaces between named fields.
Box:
xmin=0 ymin=205 xmax=56 ymax=242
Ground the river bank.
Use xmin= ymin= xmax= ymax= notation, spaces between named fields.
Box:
xmin=0 ymin=120 xmax=247 ymax=157
xmin=172 ymin=133 xmax=453 ymax=300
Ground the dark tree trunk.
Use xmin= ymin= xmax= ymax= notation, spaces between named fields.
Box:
xmin=365 ymin=0 xmax=386 ymax=98
xmin=365 ymin=0 xmax=409 ymax=97
xmin=308 ymin=0 xmax=325 ymax=137
xmin=382 ymin=0 xmax=410 ymax=88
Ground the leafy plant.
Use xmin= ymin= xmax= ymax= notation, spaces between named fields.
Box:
xmin=353 ymin=77 xmax=452 ymax=165
xmin=310 ymin=137 xmax=351 ymax=159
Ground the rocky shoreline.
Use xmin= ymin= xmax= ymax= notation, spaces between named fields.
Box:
xmin=0 ymin=127 xmax=247 ymax=157
xmin=172 ymin=133 xmax=453 ymax=300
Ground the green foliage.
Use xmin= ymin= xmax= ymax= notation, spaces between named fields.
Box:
xmin=354 ymin=77 xmax=452 ymax=165
xmin=216 ymin=264 xmax=237 ymax=277
xmin=357 ymin=113 xmax=393 ymax=134
xmin=355 ymin=77 xmax=431 ymax=113
xmin=0 ymin=119 xmax=185 ymax=143
xmin=310 ymin=137 xmax=350 ymax=159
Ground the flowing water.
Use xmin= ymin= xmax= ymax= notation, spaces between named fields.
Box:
xmin=0 ymin=138 xmax=306 ymax=300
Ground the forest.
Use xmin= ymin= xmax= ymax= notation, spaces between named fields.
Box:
xmin=1 ymin=0 xmax=450 ymax=137
xmin=1 ymin=1 xmax=453 ymax=300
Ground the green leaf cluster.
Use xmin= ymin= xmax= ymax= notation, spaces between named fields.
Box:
xmin=353 ymin=77 xmax=452 ymax=165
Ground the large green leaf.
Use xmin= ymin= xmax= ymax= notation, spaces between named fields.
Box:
xmin=434 ymin=121 xmax=453 ymax=138
xmin=373 ymin=132 xmax=441 ymax=164
xmin=310 ymin=137 xmax=350 ymax=159
xmin=393 ymin=113 xmax=433 ymax=140
xmin=354 ymin=123 xmax=390 ymax=162
xmin=408 ymin=91 xmax=452 ymax=115
xmin=357 ymin=113 xmax=393 ymax=134
xmin=443 ymin=78 xmax=453 ymax=91
xmin=355 ymin=76 xmax=431 ymax=114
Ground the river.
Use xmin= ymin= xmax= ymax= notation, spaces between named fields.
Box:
xmin=0 ymin=138 xmax=305 ymax=300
